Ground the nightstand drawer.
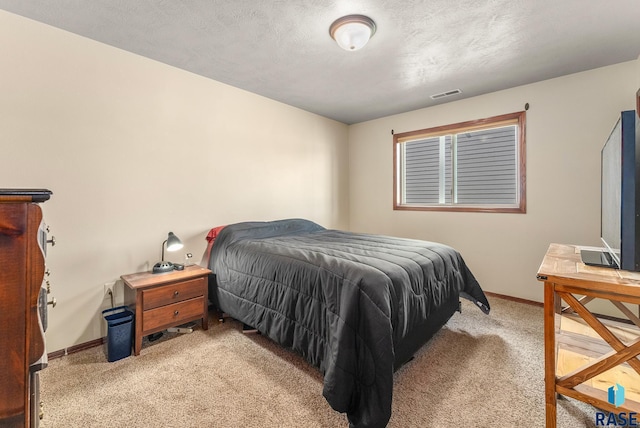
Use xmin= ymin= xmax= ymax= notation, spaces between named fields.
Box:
xmin=142 ymin=297 xmax=205 ymax=332
xmin=142 ymin=277 xmax=205 ymax=310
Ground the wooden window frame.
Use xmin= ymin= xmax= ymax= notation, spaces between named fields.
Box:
xmin=393 ymin=111 xmax=526 ymax=213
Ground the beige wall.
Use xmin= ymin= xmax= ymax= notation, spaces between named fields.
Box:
xmin=2 ymin=8 xmax=639 ymax=353
xmin=348 ymin=60 xmax=639 ymax=303
xmin=0 ymin=11 xmax=349 ymax=352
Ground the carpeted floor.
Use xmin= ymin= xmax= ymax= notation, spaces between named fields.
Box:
xmin=40 ymin=297 xmax=598 ymax=427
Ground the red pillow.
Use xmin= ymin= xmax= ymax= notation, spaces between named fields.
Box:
xmin=204 ymin=226 xmax=226 ymax=265
xmin=206 ymin=225 xmax=226 ymax=244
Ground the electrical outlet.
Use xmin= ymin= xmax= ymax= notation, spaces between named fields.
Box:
xmin=104 ymin=281 xmax=116 ymax=296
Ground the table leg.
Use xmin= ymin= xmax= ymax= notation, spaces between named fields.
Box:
xmin=134 ymin=334 xmax=142 ymax=356
xmin=544 ymin=282 xmax=557 ymax=428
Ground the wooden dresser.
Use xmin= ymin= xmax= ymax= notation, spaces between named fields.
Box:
xmin=122 ymin=265 xmax=210 ymax=355
xmin=0 ymin=189 xmax=53 ymax=428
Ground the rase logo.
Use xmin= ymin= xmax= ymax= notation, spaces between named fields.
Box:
xmin=610 ymin=384 xmax=626 ymax=408
xmin=607 ymin=383 xmax=624 ymax=407
xmin=595 ymin=383 xmax=638 ymax=427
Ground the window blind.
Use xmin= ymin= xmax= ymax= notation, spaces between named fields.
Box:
xmin=455 ymin=126 xmax=517 ymax=204
xmin=403 ymin=126 xmax=517 ymax=205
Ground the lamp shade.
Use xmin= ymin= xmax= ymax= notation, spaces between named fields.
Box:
xmin=166 ymin=232 xmax=183 ymax=252
xmin=329 ymin=15 xmax=376 ymax=51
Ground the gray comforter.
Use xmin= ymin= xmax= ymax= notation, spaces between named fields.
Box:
xmin=208 ymin=219 xmax=490 ymax=427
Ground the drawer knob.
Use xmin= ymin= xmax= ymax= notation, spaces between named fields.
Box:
xmin=174 ymin=310 xmax=179 ymax=316
xmin=173 ymin=291 xmax=179 ymax=297
xmin=47 ymin=236 xmax=56 ymax=246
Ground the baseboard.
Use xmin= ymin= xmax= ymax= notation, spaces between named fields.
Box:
xmin=485 ymin=291 xmax=542 ymax=307
xmin=48 ymin=337 xmax=105 ymax=360
xmin=484 ymin=291 xmax=635 ymax=325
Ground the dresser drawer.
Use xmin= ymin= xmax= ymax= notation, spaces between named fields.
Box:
xmin=142 ymin=277 xmax=205 ymax=310
xmin=142 ymin=297 xmax=205 ymax=332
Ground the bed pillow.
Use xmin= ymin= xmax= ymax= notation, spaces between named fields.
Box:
xmin=206 ymin=225 xmax=226 ymax=245
xmin=204 ymin=225 xmax=226 ymax=266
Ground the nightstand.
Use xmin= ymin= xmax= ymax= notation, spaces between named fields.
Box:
xmin=122 ymin=265 xmax=211 ymax=355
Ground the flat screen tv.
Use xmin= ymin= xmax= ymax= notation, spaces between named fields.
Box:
xmin=581 ymin=110 xmax=640 ymax=271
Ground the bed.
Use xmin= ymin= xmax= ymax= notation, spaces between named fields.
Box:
xmin=206 ymin=219 xmax=490 ymax=428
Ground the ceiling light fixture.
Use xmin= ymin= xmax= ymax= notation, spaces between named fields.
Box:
xmin=329 ymin=15 xmax=376 ymax=51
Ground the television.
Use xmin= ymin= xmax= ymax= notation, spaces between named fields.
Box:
xmin=581 ymin=110 xmax=640 ymax=271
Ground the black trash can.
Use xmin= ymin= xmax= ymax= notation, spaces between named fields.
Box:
xmin=102 ymin=306 xmax=134 ymax=362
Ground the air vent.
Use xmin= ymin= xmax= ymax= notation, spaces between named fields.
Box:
xmin=430 ymin=89 xmax=462 ymax=100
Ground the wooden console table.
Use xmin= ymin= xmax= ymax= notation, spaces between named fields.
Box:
xmin=537 ymin=243 xmax=640 ymax=427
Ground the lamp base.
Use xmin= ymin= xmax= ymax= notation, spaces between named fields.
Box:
xmin=152 ymin=261 xmax=174 ymax=274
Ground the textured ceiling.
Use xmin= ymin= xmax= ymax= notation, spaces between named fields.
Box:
xmin=1 ymin=1 xmax=639 ymax=124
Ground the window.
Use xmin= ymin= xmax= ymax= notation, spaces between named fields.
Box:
xmin=393 ymin=111 xmax=526 ymax=213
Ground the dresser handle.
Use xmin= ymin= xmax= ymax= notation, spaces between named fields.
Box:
xmin=47 ymin=297 xmax=57 ymax=308
xmin=174 ymin=310 xmax=179 ymax=316
xmin=173 ymin=291 xmax=179 ymax=297
xmin=47 ymin=236 xmax=56 ymax=246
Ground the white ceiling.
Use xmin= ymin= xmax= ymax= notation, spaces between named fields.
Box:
xmin=1 ymin=1 xmax=639 ymax=124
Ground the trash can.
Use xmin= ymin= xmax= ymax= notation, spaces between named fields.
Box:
xmin=102 ymin=306 xmax=134 ymax=362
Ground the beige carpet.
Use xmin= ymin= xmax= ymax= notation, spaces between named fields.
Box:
xmin=40 ymin=297 xmax=598 ymax=427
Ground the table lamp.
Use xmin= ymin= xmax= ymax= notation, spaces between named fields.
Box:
xmin=152 ymin=232 xmax=184 ymax=273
